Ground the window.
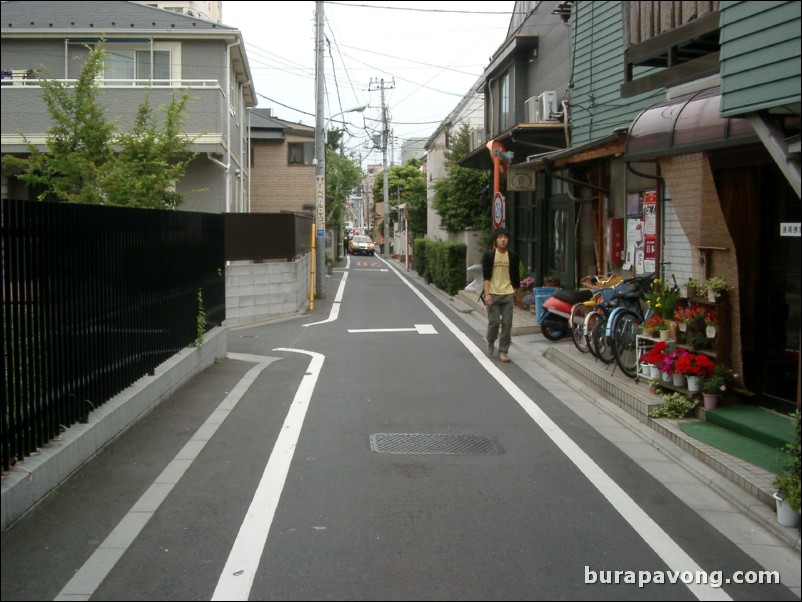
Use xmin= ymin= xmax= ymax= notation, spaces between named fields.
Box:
xmin=500 ymin=73 xmax=510 ymax=131
xmin=101 ymin=42 xmax=180 ymax=85
xmin=288 ymin=143 xmax=314 ymax=165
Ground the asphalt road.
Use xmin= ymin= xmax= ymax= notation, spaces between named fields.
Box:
xmin=1 ymin=254 xmax=798 ymax=601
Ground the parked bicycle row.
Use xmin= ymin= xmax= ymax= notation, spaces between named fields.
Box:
xmin=537 ymin=273 xmax=657 ymax=379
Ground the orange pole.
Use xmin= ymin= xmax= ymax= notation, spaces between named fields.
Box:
xmin=487 ymin=139 xmax=508 ymax=196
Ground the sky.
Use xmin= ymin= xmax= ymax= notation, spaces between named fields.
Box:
xmin=222 ymin=1 xmax=516 ymax=164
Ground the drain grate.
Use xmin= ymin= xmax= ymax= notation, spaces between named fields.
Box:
xmin=370 ymin=433 xmax=501 ymax=455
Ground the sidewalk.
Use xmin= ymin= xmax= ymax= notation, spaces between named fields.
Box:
xmin=397 ymin=262 xmax=800 ymax=552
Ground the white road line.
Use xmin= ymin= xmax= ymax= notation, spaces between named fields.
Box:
xmin=303 ymin=272 xmax=348 ymax=327
xmin=53 ymin=354 xmax=281 ymax=602
xmin=380 ymin=258 xmax=731 ymax=602
xmin=348 ymin=324 xmax=437 ymax=334
xmin=212 ymin=348 xmax=324 ymax=601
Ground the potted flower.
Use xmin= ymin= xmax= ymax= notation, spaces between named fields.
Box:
xmin=674 ymin=352 xmax=715 ymax=392
xmin=773 ymin=410 xmax=800 ymax=527
xmin=680 ymin=277 xmax=700 ymax=298
xmin=704 ymin=310 xmax=718 ymax=338
xmin=644 ymin=315 xmax=667 ymax=338
xmin=702 ymin=275 xmax=730 ymax=302
xmin=700 ymin=363 xmax=735 ymax=409
xmin=642 ymin=341 xmax=668 ymax=379
xmin=517 ymin=276 xmax=536 ymax=308
xmin=644 ymin=275 xmax=681 ymax=320
xmin=662 ymin=350 xmax=690 ymax=387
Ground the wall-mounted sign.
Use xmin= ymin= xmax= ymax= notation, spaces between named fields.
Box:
xmin=507 ymin=169 xmax=536 ymax=191
xmin=780 ymin=223 xmax=801 ymax=237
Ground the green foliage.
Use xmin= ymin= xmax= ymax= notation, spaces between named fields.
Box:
xmin=372 ymin=158 xmax=427 ymax=236
xmin=2 ymin=41 xmax=196 ymax=208
xmin=648 ymin=392 xmax=697 ymax=419
xmin=774 ymin=411 xmax=801 ymax=512
xmin=325 ymin=145 xmax=362 ymax=230
xmin=432 ymin=123 xmax=490 ymax=232
xmin=423 ymin=241 xmax=467 ymax=295
xmin=193 ymin=289 xmax=206 ymax=348
xmin=413 ymin=238 xmax=431 ymax=280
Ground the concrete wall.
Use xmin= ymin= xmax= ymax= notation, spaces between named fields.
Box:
xmin=224 ymin=253 xmax=312 ymax=325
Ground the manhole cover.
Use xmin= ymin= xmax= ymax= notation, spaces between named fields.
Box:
xmin=370 ymin=433 xmax=501 ymax=455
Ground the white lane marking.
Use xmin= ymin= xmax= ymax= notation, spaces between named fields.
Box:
xmin=212 ymin=348 xmax=324 ymax=601
xmin=53 ymin=354 xmax=281 ymax=602
xmin=378 ymin=256 xmax=731 ymax=602
xmin=348 ymin=324 xmax=437 ymax=334
xmin=304 ymin=272 xmax=348 ymax=327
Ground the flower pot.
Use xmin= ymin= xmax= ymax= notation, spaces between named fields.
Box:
xmin=659 ymin=330 xmax=670 ymax=341
xmin=649 ymin=365 xmax=661 ymax=379
xmin=773 ymin=493 xmax=801 ymax=528
xmin=707 ymin=291 xmax=718 ymax=303
xmin=678 ymin=322 xmax=687 ymax=332
xmin=706 ymin=325 xmax=716 ymax=339
xmin=640 ymin=363 xmax=651 ymax=377
xmin=672 ymin=373 xmax=686 ymax=387
xmin=662 ymin=370 xmax=671 ymax=382
xmin=702 ymin=393 xmax=719 ymax=410
xmin=686 ymin=375 xmax=701 ymax=392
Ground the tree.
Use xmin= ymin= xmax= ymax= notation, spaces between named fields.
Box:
xmin=325 ymin=130 xmax=362 ymax=231
xmin=2 ymin=41 xmax=196 ymax=208
xmin=432 ymin=123 xmax=490 ymax=232
xmin=371 ymin=158 xmax=427 ymax=237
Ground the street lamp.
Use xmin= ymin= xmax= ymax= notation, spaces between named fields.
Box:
xmin=325 ymin=104 xmax=368 ymax=144
xmin=314 ymin=102 xmax=368 ymax=298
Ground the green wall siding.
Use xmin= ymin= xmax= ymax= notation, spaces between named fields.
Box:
xmin=720 ymin=1 xmax=801 ymax=116
xmin=570 ymin=1 xmax=663 ymax=145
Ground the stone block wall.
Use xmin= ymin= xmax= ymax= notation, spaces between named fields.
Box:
xmin=224 ymin=253 xmax=312 ymax=325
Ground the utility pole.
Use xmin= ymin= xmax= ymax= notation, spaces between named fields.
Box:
xmin=369 ymin=78 xmax=394 ymax=256
xmin=314 ymin=1 xmax=326 ymax=298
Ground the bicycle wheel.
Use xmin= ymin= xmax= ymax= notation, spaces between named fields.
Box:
xmin=570 ymin=303 xmax=591 ymax=353
xmin=612 ymin=309 xmax=642 ymax=378
xmin=584 ymin=311 xmax=604 ymax=359
xmin=591 ymin=317 xmax=615 ymax=364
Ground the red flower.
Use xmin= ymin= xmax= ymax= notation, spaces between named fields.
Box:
xmin=642 ymin=341 xmax=668 ymax=365
xmin=675 ymin=353 xmax=715 ymax=377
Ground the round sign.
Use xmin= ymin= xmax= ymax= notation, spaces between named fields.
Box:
xmin=492 ymin=192 xmax=505 ymax=230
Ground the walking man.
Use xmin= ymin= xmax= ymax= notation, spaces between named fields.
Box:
xmin=482 ymin=227 xmax=520 ymax=362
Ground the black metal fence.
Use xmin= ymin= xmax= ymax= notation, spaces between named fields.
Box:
xmin=1 ymin=199 xmax=225 ymax=472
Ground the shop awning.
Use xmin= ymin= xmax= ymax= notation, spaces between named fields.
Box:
xmin=457 ymin=123 xmax=567 ymax=170
xmin=625 ymin=87 xmax=757 ymax=161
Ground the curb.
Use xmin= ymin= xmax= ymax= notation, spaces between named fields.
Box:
xmin=0 ymin=327 xmax=228 ymax=533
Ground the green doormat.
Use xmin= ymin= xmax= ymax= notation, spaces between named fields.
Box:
xmin=680 ymin=422 xmax=791 ymax=474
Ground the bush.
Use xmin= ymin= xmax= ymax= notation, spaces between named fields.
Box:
xmin=414 ymin=238 xmax=430 ymax=280
xmin=424 ymin=241 xmax=467 ymax=295
xmin=648 ymin=392 xmax=697 ymax=419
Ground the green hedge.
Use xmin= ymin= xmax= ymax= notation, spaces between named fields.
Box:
xmin=416 ymin=240 xmax=467 ymax=295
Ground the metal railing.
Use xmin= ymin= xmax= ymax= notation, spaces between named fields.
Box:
xmin=1 ymin=200 xmax=225 ymax=472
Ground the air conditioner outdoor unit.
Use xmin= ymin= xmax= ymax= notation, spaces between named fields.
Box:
xmin=537 ymin=91 xmax=559 ymax=122
xmin=470 ymin=128 xmax=485 ymax=151
xmin=524 ymin=96 xmax=538 ymax=123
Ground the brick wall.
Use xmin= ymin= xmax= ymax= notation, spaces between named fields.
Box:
xmin=661 ymin=152 xmax=742 ymax=376
xmin=250 ymin=134 xmax=315 ymax=214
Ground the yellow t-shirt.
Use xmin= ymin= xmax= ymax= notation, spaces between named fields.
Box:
xmin=489 ymin=250 xmax=514 ymax=295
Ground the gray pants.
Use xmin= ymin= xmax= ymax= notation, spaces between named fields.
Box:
xmin=486 ymin=293 xmax=514 ymax=353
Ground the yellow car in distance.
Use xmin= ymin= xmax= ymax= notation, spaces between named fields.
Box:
xmin=348 ymin=235 xmax=375 ymax=256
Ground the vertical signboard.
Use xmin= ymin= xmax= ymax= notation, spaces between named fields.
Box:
xmin=642 ymin=191 xmax=657 ymax=274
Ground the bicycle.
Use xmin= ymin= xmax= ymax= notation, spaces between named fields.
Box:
xmin=569 ymin=274 xmax=624 ymax=354
xmin=605 ymin=274 xmax=657 ymax=378
xmin=588 ymin=275 xmax=653 ymax=364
